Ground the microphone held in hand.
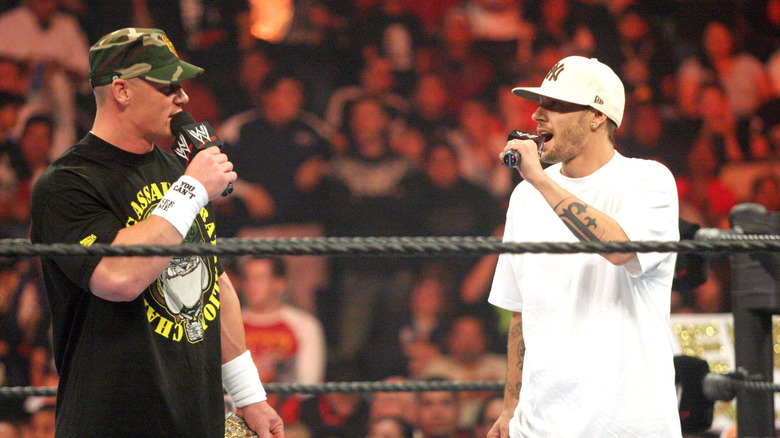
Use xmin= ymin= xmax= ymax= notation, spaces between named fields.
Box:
xmin=170 ymin=111 xmax=233 ymax=196
xmin=502 ymin=130 xmax=545 ymax=168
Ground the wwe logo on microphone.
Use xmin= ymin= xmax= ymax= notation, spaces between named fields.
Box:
xmin=185 ymin=124 xmax=213 ymax=146
xmin=173 ymin=134 xmax=192 ymax=162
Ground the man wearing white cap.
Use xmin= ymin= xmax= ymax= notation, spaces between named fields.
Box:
xmin=487 ymin=56 xmax=681 ymax=437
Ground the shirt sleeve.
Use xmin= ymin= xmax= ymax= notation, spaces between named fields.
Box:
xmin=488 ymin=191 xmax=523 ymax=312
xmin=613 ymin=161 xmax=679 ymax=277
xmin=32 ymin=171 xmax=122 ymax=291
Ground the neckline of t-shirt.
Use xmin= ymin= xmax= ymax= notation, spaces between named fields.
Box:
xmin=554 ymin=151 xmax=623 ymax=185
xmin=82 ymin=132 xmax=159 ymax=166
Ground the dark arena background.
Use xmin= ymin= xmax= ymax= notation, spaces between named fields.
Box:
xmin=0 ymin=0 xmax=779 ymax=437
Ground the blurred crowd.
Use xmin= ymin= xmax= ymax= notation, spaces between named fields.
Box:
xmin=0 ymin=0 xmax=779 ymax=436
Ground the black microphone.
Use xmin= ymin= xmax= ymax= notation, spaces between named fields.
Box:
xmin=170 ymin=111 xmax=233 ymax=197
xmin=502 ymin=130 xmax=544 ymax=168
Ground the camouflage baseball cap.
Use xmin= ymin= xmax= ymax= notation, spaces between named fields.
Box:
xmin=89 ymin=28 xmax=203 ymax=87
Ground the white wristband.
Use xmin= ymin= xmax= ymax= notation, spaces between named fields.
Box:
xmin=222 ymin=350 xmax=267 ymax=407
xmin=151 ymin=175 xmax=208 ymax=239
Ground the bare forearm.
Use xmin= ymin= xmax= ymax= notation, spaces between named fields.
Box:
xmin=503 ymin=312 xmax=524 ymax=413
xmin=89 ymin=215 xmax=181 ymax=301
xmin=533 ymin=176 xmax=635 ymax=265
xmin=220 ymin=272 xmax=247 ymax=363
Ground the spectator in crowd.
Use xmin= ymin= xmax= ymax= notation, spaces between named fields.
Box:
xmin=145 ymin=0 xmax=254 ymax=117
xmin=24 ymin=402 xmax=55 ymax=438
xmin=414 ymin=380 xmax=470 ymax=438
xmin=239 ymin=256 xmax=327 ymax=385
xmin=527 ymin=0 xmax=621 ymax=67
xmin=614 ymin=5 xmax=678 ymax=105
xmin=0 ymin=0 xmax=91 ymax=158
xmin=406 ymin=72 xmax=460 ymax=138
xmin=444 ymin=97 xmax=513 ymax=202
xmin=404 ymin=142 xmax=504 ymax=273
xmin=0 ymin=92 xmax=29 ymax=237
xmin=307 ymin=96 xmax=418 ymax=370
xmin=358 ymin=0 xmax=425 ymax=95
xmin=299 ymin=362 xmax=370 ymax=438
xmin=325 ymin=55 xmax=409 ymax=136
xmin=748 ymin=172 xmax=780 ymax=211
xmin=0 ymin=256 xmax=48 ymax=423
xmin=217 ymin=42 xmax=276 ymax=145
xmin=677 ymin=21 xmax=773 ymax=156
xmin=618 ymin=102 xmax=687 ymax=175
xmin=471 ymin=396 xmax=504 ymax=438
xmin=366 ymin=416 xmax=414 ymax=438
xmin=461 ymin=0 xmax=534 ymax=76
xmin=238 ymin=256 xmax=327 ymax=433
xmin=221 ymin=72 xmax=334 ymax=235
xmin=749 ymin=97 xmax=780 ymax=159
xmin=420 ymin=315 xmax=506 ymax=428
xmin=397 ymin=265 xmax=453 ymax=378
xmin=368 ymin=376 xmax=417 ymax=426
xmin=417 ymin=8 xmax=495 ymax=112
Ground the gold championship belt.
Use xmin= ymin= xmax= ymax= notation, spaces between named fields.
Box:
xmin=225 ymin=412 xmax=257 ymax=438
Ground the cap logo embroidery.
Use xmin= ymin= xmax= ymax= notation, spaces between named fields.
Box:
xmin=546 ymin=62 xmax=564 ymax=81
xmin=594 ymin=96 xmax=604 ymax=104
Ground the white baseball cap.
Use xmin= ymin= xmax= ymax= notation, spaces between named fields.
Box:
xmin=512 ymin=56 xmax=625 ymax=127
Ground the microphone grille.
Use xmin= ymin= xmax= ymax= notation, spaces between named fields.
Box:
xmin=170 ymin=111 xmax=197 ymax=135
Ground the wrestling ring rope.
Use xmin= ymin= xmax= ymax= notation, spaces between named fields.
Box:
xmin=1 ymin=210 xmax=779 ymax=436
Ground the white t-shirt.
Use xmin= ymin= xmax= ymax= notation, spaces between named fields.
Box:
xmin=489 ymin=152 xmax=682 ymax=438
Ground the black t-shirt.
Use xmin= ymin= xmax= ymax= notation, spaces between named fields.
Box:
xmin=30 ymin=133 xmax=225 ymax=437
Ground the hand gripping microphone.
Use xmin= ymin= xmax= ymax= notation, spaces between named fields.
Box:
xmin=170 ymin=111 xmax=233 ymax=196
xmin=502 ymin=130 xmax=545 ymax=168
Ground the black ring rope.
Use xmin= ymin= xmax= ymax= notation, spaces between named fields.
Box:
xmin=1 ymin=234 xmax=779 ymax=259
xmin=0 ymin=380 xmax=505 ymax=399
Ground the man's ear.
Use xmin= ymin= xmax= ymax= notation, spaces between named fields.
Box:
xmin=111 ymin=78 xmax=132 ymax=106
xmin=591 ymin=110 xmax=608 ymax=128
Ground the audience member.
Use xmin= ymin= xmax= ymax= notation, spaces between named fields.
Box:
xmin=24 ymin=402 xmax=55 ymax=438
xmin=397 ymin=265 xmax=453 ymax=378
xmin=368 ymin=376 xmax=417 ymax=425
xmin=677 ymin=21 xmax=773 ymax=155
xmin=402 ymin=142 xmax=504 ymax=315
xmin=748 ymin=172 xmax=780 ymax=211
xmin=444 ymin=97 xmax=513 ymax=202
xmin=239 ymin=256 xmax=327 ymax=385
xmin=749 ymin=97 xmax=780 ymax=159
xmin=145 ymin=0 xmax=254 ymax=117
xmin=461 ymin=0 xmax=534 ymax=76
xmin=358 ymin=0 xmax=425 ymax=95
xmin=405 ymin=72 xmax=459 ymax=139
xmin=618 ymin=102 xmax=687 ymax=175
xmin=0 ymin=0 xmax=91 ymax=158
xmin=413 ymin=380 xmax=470 ymax=438
xmin=324 ymin=55 xmax=409 ymax=135
xmin=0 ymin=92 xmax=29 ymax=237
xmin=221 ymin=72 xmax=334 ymax=235
xmin=0 ymin=256 xmax=48 ymax=423
xmin=366 ymin=416 xmax=414 ymax=438
xmin=676 ymin=139 xmax=738 ymax=229
xmin=417 ymin=8 xmax=495 ymax=112
xmin=217 ymin=43 xmax=276 ymax=145
xmin=238 ymin=256 xmax=327 ymax=430
xmin=471 ymin=396 xmax=504 ymax=438
xmin=614 ymin=5 xmax=678 ymax=105
xmin=298 ymin=362 xmax=370 ymax=438
xmin=420 ymin=315 xmax=505 ymax=428
xmin=307 ymin=96 xmax=418 ymax=369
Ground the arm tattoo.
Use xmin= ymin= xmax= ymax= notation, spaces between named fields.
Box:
xmin=555 ymin=198 xmax=604 ymax=242
xmin=507 ymin=324 xmax=525 ymax=399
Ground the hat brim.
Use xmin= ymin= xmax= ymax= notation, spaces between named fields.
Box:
xmin=511 ymin=86 xmax=589 ymax=107
xmin=141 ymin=59 xmax=204 ymax=85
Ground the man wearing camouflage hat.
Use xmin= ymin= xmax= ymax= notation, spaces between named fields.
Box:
xmin=30 ymin=28 xmax=283 ymax=437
